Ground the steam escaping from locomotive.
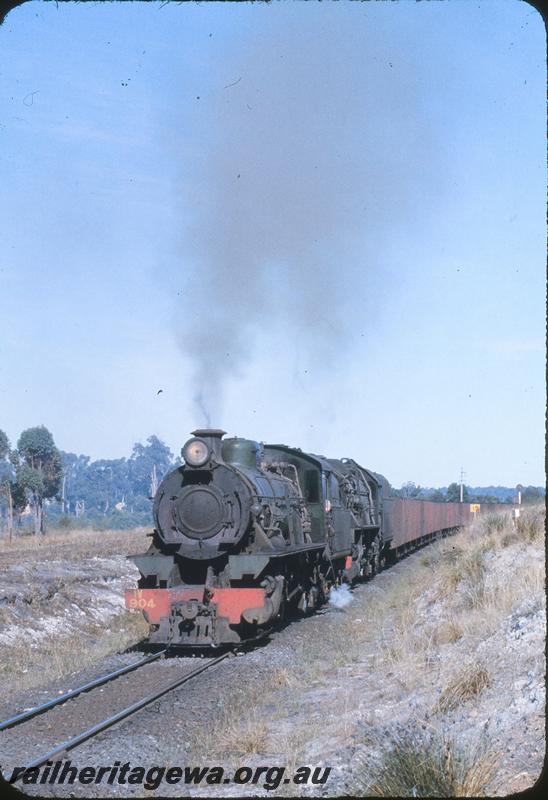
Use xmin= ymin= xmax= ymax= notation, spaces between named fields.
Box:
xmin=175 ymin=8 xmax=440 ymax=423
xmin=329 ymin=584 xmax=353 ymax=610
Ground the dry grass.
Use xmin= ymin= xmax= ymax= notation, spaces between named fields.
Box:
xmin=372 ymin=570 xmax=451 ymax=673
xmin=350 ymin=726 xmax=499 ymax=797
xmin=516 ymin=508 xmax=545 ymax=542
xmin=437 ymin=664 xmax=492 ymax=713
xmin=0 ymin=526 xmax=150 ymax=558
xmin=500 ymin=529 xmax=520 ymax=548
xmin=269 ymin=666 xmax=300 ymax=689
xmin=188 ymin=673 xmax=289 ymax=760
xmin=444 ymin=547 xmax=484 ymax=590
xmin=436 ymin=617 xmax=464 ymax=645
xmin=217 ymin=708 xmax=270 ymax=757
xmin=448 ymin=545 xmax=545 ymax=645
xmin=0 ymin=610 xmax=149 ymax=702
xmin=484 ymin=560 xmax=545 ymax=616
xmin=441 ymin=543 xmax=465 ymax=565
xmin=482 ymin=514 xmax=507 ymax=535
xmin=270 ymin=729 xmax=308 ymax=796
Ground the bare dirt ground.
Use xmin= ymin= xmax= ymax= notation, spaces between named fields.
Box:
xmin=0 ymin=528 xmax=150 ymax=703
xmin=0 ymin=509 xmax=545 ymax=797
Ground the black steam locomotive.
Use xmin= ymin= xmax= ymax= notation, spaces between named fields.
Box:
xmin=125 ymin=429 xmax=487 ymax=647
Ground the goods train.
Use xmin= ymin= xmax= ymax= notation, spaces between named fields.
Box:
xmin=125 ymin=429 xmax=505 ymax=648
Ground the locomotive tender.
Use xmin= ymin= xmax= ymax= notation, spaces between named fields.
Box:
xmin=125 ymin=429 xmax=488 ymax=648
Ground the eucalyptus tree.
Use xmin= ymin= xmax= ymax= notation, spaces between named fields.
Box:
xmin=16 ymin=426 xmax=63 ymax=534
xmin=0 ymin=429 xmax=14 ymax=539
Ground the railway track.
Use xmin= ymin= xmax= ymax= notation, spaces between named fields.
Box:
xmin=0 ymin=649 xmax=169 ymax=732
xmin=0 ymin=650 xmax=229 ymax=780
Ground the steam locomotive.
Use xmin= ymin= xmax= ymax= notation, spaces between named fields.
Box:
xmin=125 ymin=429 xmax=493 ymax=648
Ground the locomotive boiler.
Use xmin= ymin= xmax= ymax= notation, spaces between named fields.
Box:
xmin=125 ymin=429 xmax=492 ymax=648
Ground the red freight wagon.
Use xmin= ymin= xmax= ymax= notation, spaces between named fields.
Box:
xmin=383 ymin=497 xmax=511 ymax=551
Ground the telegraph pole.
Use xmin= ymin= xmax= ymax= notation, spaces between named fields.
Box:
xmin=459 ymin=467 xmax=465 ymax=503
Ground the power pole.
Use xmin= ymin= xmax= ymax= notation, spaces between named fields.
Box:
xmin=459 ymin=467 xmax=465 ymax=503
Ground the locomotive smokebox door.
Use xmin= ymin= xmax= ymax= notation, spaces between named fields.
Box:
xmin=175 ymin=484 xmax=226 ymax=539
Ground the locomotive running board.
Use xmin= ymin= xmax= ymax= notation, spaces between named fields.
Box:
xmin=228 ymin=545 xmax=324 ymax=579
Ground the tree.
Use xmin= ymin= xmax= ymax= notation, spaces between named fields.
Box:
xmin=427 ymin=489 xmax=445 ymax=502
xmin=446 ymin=482 xmax=469 ymax=503
xmin=60 ymin=452 xmax=91 ymax=514
xmin=400 ymin=481 xmax=423 ymax=499
xmin=0 ymin=429 xmax=14 ymax=540
xmin=521 ymin=486 xmax=544 ymax=505
xmin=16 ymin=426 xmax=62 ymax=535
xmin=129 ymin=435 xmax=174 ymax=499
xmin=468 ymin=492 xmax=500 ymax=504
xmin=0 ymin=430 xmax=8 ymax=460
xmin=82 ymin=458 xmax=130 ymax=514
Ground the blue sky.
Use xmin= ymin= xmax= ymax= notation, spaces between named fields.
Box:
xmin=0 ymin=0 xmax=545 ymax=488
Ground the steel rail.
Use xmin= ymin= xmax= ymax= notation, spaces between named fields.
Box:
xmin=0 ymin=649 xmax=168 ymax=732
xmin=16 ymin=652 xmax=230 ymax=775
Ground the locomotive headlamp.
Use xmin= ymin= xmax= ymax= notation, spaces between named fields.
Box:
xmin=182 ymin=438 xmax=210 ymax=467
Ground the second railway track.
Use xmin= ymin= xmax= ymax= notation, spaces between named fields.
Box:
xmin=0 ymin=651 xmax=229 ymax=779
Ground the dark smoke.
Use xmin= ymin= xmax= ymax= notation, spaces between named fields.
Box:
xmin=194 ymin=390 xmax=211 ymax=428
xmin=176 ymin=7 xmax=439 ymax=423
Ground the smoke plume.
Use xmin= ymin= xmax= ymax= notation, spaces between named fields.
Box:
xmin=176 ymin=7 xmax=437 ymax=423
